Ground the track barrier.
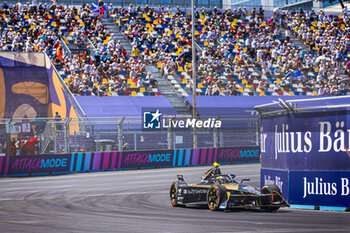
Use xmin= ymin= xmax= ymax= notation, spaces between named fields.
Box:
xmin=257 ymin=97 xmax=350 ymax=211
xmin=0 ymin=146 xmax=260 ymax=177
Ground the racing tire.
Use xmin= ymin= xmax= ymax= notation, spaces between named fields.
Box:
xmin=207 ymin=184 xmax=227 ymax=211
xmin=170 ymin=182 xmax=180 ymax=207
xmin=261 ymin=184 xmax=281 ymax=211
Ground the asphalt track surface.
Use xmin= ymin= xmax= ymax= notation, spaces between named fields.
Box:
xmin=0 ymin=164 xmax=349 ymax=233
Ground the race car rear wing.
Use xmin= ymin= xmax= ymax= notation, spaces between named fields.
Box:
xmin=177 ymin=175 xmax=188 ymax=185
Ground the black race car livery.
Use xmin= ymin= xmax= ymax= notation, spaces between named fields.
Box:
xmin=170 ymin=163 xmax=289 ymax=211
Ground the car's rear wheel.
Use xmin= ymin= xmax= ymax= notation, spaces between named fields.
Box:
xmin=207 ymin=185 xmax=227 ymax=211
xmin=170 ymin=182 xmax=180 ymax=207
xmin=261 ymin=184 xmax=281 ymax=211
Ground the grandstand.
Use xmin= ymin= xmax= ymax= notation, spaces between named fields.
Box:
xmin=0 ymin=1 xmax=349 ymax=154
xmin=1 ymin=2 xmax=348 ymax=99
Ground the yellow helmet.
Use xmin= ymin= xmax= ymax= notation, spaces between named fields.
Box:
xmin=213 ymin=162 xmax=220 ymax=167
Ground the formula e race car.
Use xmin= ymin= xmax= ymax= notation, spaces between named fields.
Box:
xmin=170 ymin=163 xmax=289 ymax=211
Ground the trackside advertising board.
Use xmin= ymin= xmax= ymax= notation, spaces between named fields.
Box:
xmin=260 ymin=109 xmax=350 ymax=207
xmin=289 ymin=170 xmax=350 ymax=207
xmin=69 ymin=146 xmax=260 ymax=171
xmin=260 ymin=111 xmax=350 ymax=170
xmin=0 ymin=154 xmax=71 ymax=175
xmin=0 ymin=146 xmax=260 ymax=177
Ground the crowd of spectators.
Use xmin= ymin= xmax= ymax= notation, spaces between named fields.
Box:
xmin=114 ymin=5 xmax=350 ymax=96
xmin=0 ymin=2 xmax=159 ymax=96
xmin=1 ymin=2 xmax=349 ymax=96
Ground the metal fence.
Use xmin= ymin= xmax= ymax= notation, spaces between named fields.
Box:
xmin=0 ymin=115 xmax=258 ymax=156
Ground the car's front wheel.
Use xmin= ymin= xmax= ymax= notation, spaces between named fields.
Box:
xmin=261 ymin=184 xmax=281 ymax=211
xmin=207 ymin=184 xmax=227 ymax=211
xmin=170 ymin=182 xmax=180 ymax=207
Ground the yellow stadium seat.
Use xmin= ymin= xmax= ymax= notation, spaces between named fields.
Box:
xmin=239 ymin=87 xmax=244 ymax=92
xmin=102 ymin=78 xmax=108 ymax=84
xmin=204 ymin=41 xmax=209 ymax=46
xmin=200 ymin=15 xmax=204 ymax=19
xmin=198 ymin=83 xmax=203 ymax=88
xmin=234 ymin=45 xmax=239 ymax=50
xmin=243 ymin=48 xmax=247 ymax=53
xmin=276 ymin=79 xmax=282 ymax=84
xmin=94 ymin=83 xmax=99 ymax=88
xmin=187 ymin=11 xmax=191 ymax=16
xmin=175 ymin=51 xmax=180 ymax=56
xmin=289 ymin=91 xmax=295 ymax=96
xmin=176 ymin=34 xmax=180 ymax=38
xmin=75 ymin=16 xmax=80 ymax=20
xmin=130 ymin=83 xmax=136 ymax=88
xmin=24 ymin=15 xmax=29 ymax=19
xmin=260 ymin=91 xmax=265 ymax=96
xmin=153 ymin=20 xmax=158 ymax=25
xmin=220 ymin=87 xmax=225 ymax=91
xmin=107 ymin=92 xmax=112 ymax=96
xmin=178 ymin=67 xmax=184 ymax=72
xmin=127 ymin=79 xmax=133 ymax=84
xmin=195 ymin=31 xmax=199 ymax=36
xmin=131 ymin=91 xmax=137 ymax=96
xmin=79 ymin=22 xmax=85 ymax=27
xmin=168 ymin=30 xmax=173 ymax=35
xmin=169 ymin=14 xmax=173 ymax=18
xmin=30 ymin=25 xmax=35 ymax=29
xmin=146 ymin=17 xmax=150 ymax=21
xmin=312 ymin=91 xmax=318 ymax=95
xmin=158 ymin=62 xmax=162 ymax=68
xmin=146 ymin=23 xmax=150 ymax=28
xmin=242 ymin=79 xmax=247 ymax=84
xmin=178 ymin=47 xmax=183 ymax=52
xmin=140 ymin=87 xmax=145 ymax=93
xmin=262 ymin=22 xmax=267 ymax=27
xmin=143 ymin=13 xmax=147 ymax=18
xmin=182 ymin=79 xmax=187 ymax=84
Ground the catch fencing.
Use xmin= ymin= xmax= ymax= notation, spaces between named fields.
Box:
xmin=0 ymin=115 xmax=258 ymax=156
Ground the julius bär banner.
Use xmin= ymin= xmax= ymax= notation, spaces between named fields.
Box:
xmin=289 ymin=170 xmax=350 ymax=207
xmin=260 ymin=110 xmax=350 ymax=170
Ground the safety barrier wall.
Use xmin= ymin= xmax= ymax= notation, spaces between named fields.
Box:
xmin=0 ymin=146 xmax=260 ymax=177
xmin=260 ymin=110 xmax=350 ymax=209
